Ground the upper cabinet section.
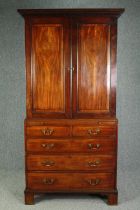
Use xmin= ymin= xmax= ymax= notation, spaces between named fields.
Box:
xmin=18 ymin=9 xmax=124 ymax=119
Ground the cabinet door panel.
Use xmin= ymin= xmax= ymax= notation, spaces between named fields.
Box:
xmin=72 ymin=18 xmax=116 ymax=118
xmin=27 ymin=17 xmax=71 ymax=118
xmin=78 ymin=24 xmax=110 ymax=112
xmin=32 ymin=25 xmax=64 ymax=112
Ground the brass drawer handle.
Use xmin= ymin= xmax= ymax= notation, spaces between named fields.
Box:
xmin=88 ymin=160 xmax=100 ymax=167
xmin=41 ymin=143 xmax=55 ymax=149
xmin=43 ymin=178 xmax=55 ymax=185
xmin=41 ymin=160 xmax=55 ymax=167
xmin=88 ymin=143 xmax=100 ymax=150
xmin=41 ymin=128 xmax=54 ymax=136
xmin=86 ymin=178 xmax=101 ymax=186
xmin=88 ymin=128 xmax=101 ymax=136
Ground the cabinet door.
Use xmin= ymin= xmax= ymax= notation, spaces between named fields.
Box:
xmin=72 ymin=17 xmax=117 ymax=118
xmin=26 ymin=17 xmax=71 ymax=118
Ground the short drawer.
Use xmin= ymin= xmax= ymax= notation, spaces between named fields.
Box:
xmin=26 ymin=126 xmax=71 ymax=137
xmin=27 ymin=155 xmax=115 ymax=171
xmin=26 ymin=138 xmax=116 ymax=154
xmin=27 ymin=172 xmax=115 ymax=191
xmin=72 ymin=125 xmax=116 ymax=137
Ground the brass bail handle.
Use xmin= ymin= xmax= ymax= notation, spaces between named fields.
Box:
xmin=41 ymin=128 xmax=54 ymax=136
xmin=43 ymin=178 xmax=55 ymax=185
xmin=88 ymin=128 xmax=101 ymax=136
xmin=88 ymin=160 xmax=100 ymax=167
xmin=41 ymin=143 xmax=55 ymax=149
xmin=41 ymin=160 xmax=55 ymax=167
xmin=86 ymin=178 xmax=100 ymax=186
xmin=88 ymin=143 xmax=100 ymax=150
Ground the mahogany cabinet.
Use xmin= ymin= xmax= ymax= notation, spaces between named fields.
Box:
xmin=18 ymin=9 xmax=124 ymax=205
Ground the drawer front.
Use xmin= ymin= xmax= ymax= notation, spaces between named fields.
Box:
xmin=27 ymin=172 xmax=115 ymax=191
xmin=26 ymin=126 xmax=71 ymax=137
xmin=26 ymin=138 xmax=116 ymax=154
xmin=27 ymin=155 xmax=115 ymax=171
xmin=72 ymin=126 xmax=116 ymax=137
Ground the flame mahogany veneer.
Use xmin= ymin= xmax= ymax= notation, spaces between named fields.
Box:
xmin=18 ymin=9 xmax=124 ymax=205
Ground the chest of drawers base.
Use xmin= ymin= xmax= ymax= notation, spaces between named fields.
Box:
xmin=24 ymin=118 xmax=118 ymax=205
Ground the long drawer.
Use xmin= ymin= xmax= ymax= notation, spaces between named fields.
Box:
xmin=27 ymin=155 xmax=115 ymax=171
xmin=26 ymin=138 xmax=116 ymax=154
xmin=27 ymin=172 xmax=115 ymax=191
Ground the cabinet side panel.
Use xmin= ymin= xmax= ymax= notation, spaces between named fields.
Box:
xmin=25 ymin=17 xmax=32 ymax=118
xmin=32 ymin=25 xmax=64 ymax=112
